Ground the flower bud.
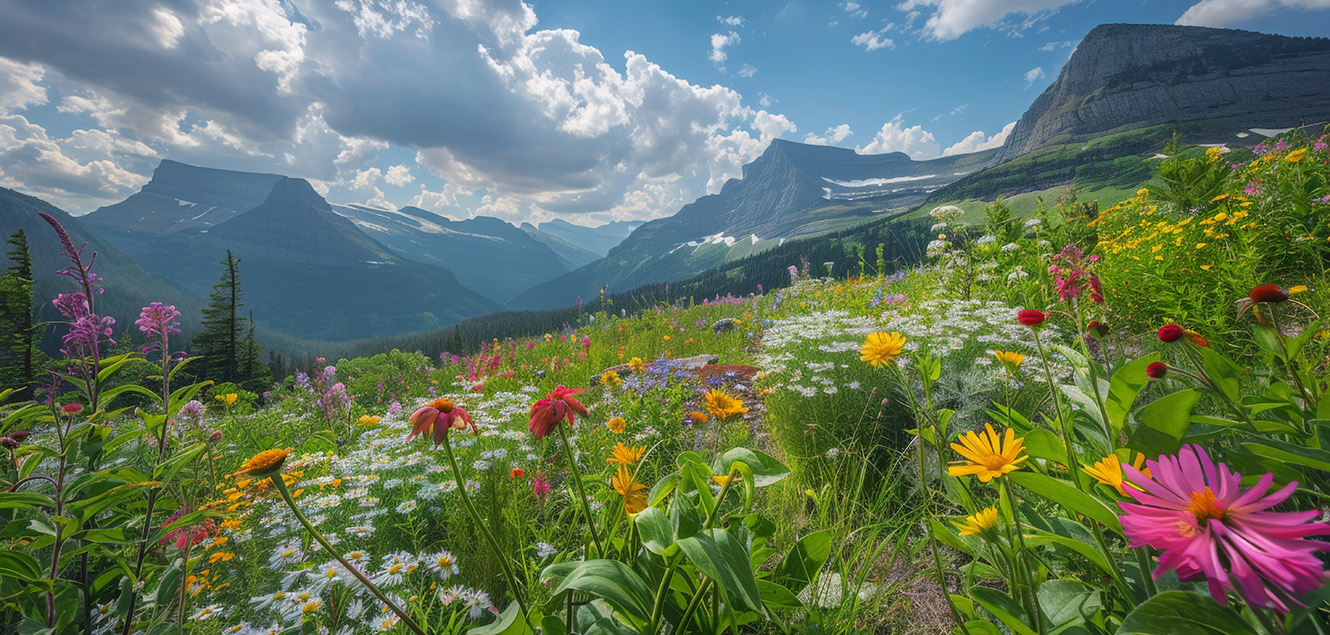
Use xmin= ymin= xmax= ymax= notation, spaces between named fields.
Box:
xmin=1249 ymin=284 xmax=1289 ymax=304
xmin=11 ymin=430 xmax=29 ymax=443
xmin=1146 ymin=362 xmax=1168 ymax=379
xmin=1017 ymin=309 xmax=1047 ymax=326
xmin=61 ymin=403 xmax=84 ymax=415
xmin=1087 ymin=320 xmax=1110 ymax=338
xmin=208 ymin=431 xmax=224 ymax=445
xmin=0 ymin=437 xmax=17 ymax=449
xmin=1158 ymin=324 xmax=1184 ymax=343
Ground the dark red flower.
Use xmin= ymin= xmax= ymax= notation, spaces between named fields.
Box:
xmin=1249 ymin=284 xmax=1289 ymax=304
xmin=1087 ymin=321 xmax=1110 ymax=338
xmin=1146 ymin=362 xmax=1168 ymax=379
xmin=1017 ymin=309 xmax=1047 ymax=327
xmin=9 ymin=430 xmax=28 ymax=443
xmin=407 ymin=397 xmax=476 ymax=445
xmin=1158 ymin=324 xmax=1184 ymax=343
xmin=61 ymin=403 xmax=83 ymax=415
xmin=528 ymin=385 xmax=588 ymax=439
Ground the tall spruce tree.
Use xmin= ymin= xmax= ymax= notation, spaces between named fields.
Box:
xmin=236 ymin=313 xmax=271 ymax=391
xmin=193 ymin=250 xmax=244 ymax=383
xmin=0 ymin=229 xmax=36 ymax=397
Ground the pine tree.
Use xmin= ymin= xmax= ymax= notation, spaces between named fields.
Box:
xmin=192 ymin=250 xmax=244 ymax=383
xmin=236 ymin=313 xmax=271 ymax=392
xmin=0 ymin=230 xmax=36 ymax=397
xmin=451 ymin=324 xmax=464 ymax=356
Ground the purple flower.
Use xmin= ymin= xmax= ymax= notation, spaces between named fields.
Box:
xmin=53 ymin=292 xmax=89 ymax=320
xmin=178 ymin=400 xmax=206 ymax=422
xmin=787 ymin=265 xmax=798 ymax=282
xmin=136 ymin=302 xmax=181 ymax=354
xmin=61 ymin=313 xmax=116 ymax=359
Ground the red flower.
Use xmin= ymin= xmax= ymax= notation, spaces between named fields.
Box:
xmin=1146 ymin=362 xmax=1168 ymax=379
xmin=1249 ymin=284 xmax=1289 ymax=304
xmin=1017 ymin=309 xmax=1046 ymax=326
xmin=528 ymin=385 xmax=588 ymax=439
xmin=407 ymin=397 xmax=476 ymax=445
xmin=1158 ymin=324 xmax=1184 ymax=343
xmin=1087 ymin=320 xmax=1110 ymax=338
xmin=61 ymin=403 xmax=83 ymax=415
xmin=510 ymin=468 xmax=525 ymax=479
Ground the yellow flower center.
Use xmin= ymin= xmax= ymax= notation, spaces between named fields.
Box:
xmin=430 ymin=398 xmax=455 ymax=412
xmin=1188 ymin=487 xmax=1226 ymax=523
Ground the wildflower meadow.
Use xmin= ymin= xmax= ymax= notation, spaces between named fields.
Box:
xmin=3 ymin=132 xmax=1330 ymax=635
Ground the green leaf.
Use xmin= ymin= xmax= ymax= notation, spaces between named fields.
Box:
xmin=756 ymin=580 xmax=802 ymax=610
xmin=1116 ymin=591 xmax=1256 ymax=635
xmin=929 ymin=517 xmax=978 ymax=556
xmin=635 ymin=507 xmax=676 ymax=557
xmin=1128 ymin=390 xmax=1201 ymax=458
xmin=670 ymin=492 xmax=701 ymax=542
xmin=1197 ymin=346 xmax=1242 ymax=402
xmin=969 ymin=586 xmax=1036 ymax=635
xmin=467 ymin=601 xmax=537 ymax=635
xmin=956 ymin=621 xmax=1004 ymax=635
xmin=0 ymin=551 xmax=43 ymax=581
xmin=712 ymin=448 xmax=789 ymax=487
xmin=99 ymin=384 xmax=162 ymax=409
xmin=1020 ymin=428 xmax=1067 ymax=463
xmin=96 ymin=353 xmax=135 ymax=383
xmin=1037 ymin=580 xmax=1101 ymax=629
xmin=772 ymin=530 xmax=832 ymax=591
xmin=153 ymin=442 xmax=206 ymax=484
xmin=544 ymin=559 xmax=653 ymax=624
xmin=1241 ymin=440 xmax=1330 ymax=473
xmin=677 ymin=529 xmax=765 ymax=613
xmin=1105 ymin=355 xmax=1158 ymax=434
xmin=0 ymin=492 xmax=54 ymax=510
xmin=1009 ymin=472 xmax=1123 ymax=535
xmin=1021 ymin=529 xmax=1117 ymax=581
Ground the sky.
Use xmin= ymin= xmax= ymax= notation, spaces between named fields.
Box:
xmin=0 ymin=0 xmax=1328 ymax=226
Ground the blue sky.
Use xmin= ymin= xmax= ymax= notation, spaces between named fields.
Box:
xmin=0 ymin=0 xmax=1327 ymax=225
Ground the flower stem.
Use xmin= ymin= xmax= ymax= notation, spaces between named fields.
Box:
xmin=1133 ymin=547 xmax=1158 ymax=598
xmin=439 ymin=435 xmax=531 ymax=621
xmin=557 ymin=423 xmax=603 ymax=556
xmin=676 ymin=577 xmax=713 ymax=635
xmin=270 ymin=474 xmax=426 ymax=635
xmin=1032 ymin=330 xmax=1084 ymax=489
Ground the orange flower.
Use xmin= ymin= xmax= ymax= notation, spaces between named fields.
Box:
xmin=606 ymin=416 xmax=627 ymax=433
xmin=528 ymin=386 xmax=588 ymax=439
xmin=233 ymin=448 xmax=291 ymax=477
xmin=407 ymin=397 xmax=476 ymax=445
xmin=510 ymin=468 xmax=525 ymax=479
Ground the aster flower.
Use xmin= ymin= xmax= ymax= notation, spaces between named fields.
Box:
xmin=954 ymin=507 xmax=1001 ymax=539
xmin=860 ymin=332 xmax=905 ymax=367
xmin=527 ymin=386 xmax=588 ymax=439
xmin=407 ymin=397 xmax=476 ymax=444
xmin=1083 ymin=452 xmax=1152 ymax=496
xmin=611 ymin=465 xmax=647 ymax=515
xmin=607 ymin=442 xmax=645 ymax=465
xmin=606 ymin=416 xmax=627 ymax=433
xmin=234 ymin=448 xmax=291 ymax=477
xmin=703 ymin=389 xmax=748 ymax=420
xmin=1119 ymin=445 xmax=1330 ymax=612
xmin=947 ymin=424 xmax=1028 ymax=482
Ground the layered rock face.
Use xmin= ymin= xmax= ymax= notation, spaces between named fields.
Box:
xmin=994 ymin=24 xmax=1330 ymax=163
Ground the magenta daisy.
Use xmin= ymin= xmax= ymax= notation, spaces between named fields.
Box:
xmin=1119 ymin=445 xmax=1330 ymax=612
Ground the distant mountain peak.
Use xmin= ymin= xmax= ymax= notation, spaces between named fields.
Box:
xmin=259 ymin=177 xmax=324 ymax=208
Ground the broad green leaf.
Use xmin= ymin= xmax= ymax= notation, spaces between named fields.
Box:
xmin=1020 ymin=428 xmax=1067 ymax=463
xmin=545 ymin=559 xmax=653 ymax=624
xmin=647 ymin=472 xmax=677 ymax=507
xmin=969 ymin=586 xmax=1036 ymax=635
xmin=1241 ymin=440 xmax=1330 ymax=473
xmin=1022 ymin=529 xmax=1116 ymax=580
xmin=0 ymin=551 xmax=43 ymax=581
xmin=0 ymin=492 xmax=54 ymax=510
xmin=1197 ymin=346 xmax=1242 ymax=402
xmin=1037 ymin=580 xmax=1101 ymax=628
xmin=1116 ymin=591 xmax=1256 ymax=635
xmin=1009 ymin=472 xmax=1123 ymax=535
xmin=670 ymin=490 xmax=701 ymax=541
xmin=1105 ymin=355 xmax=1158 ymax=434
xmin=772 ymin=530 xmax=832 ymax=591
xmin=756 ymin=580 xmax=802 ymax=610
xmin=635 ymin=507 xmax=676 ymax=557
xmin=99 ymin=384 xmax=162 ymax=409
xmin=929 ymin=517 xmax=978 ymax=556
xmin=956 ymin=620 xmax=1004 ymax=635
xmin=467 ymin=601 xmax=537 ymax=635
xmin=153 ymin=442 xmax=206 ymax=484
xmin=712 ymin=448 xmax=789 ymax=487
xmin=1128 ymin=390 xmax=1200 ymax=457
xmin=677 ymin=529 xmax=764 ymax=613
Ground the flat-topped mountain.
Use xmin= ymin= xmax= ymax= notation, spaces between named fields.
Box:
xmin=994 ymin=23 xmax=1330 ymax=163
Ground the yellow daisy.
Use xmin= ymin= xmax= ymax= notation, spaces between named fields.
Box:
xmin=947 ymin=424 xmax=1028 ymax=482
xmin=1082 ymin=452 xmax=1152 ymax=496
xmin=860 ymin=332 xmax=906 ymax=367
xmin=704 ymin=389 xmax=748 ymax=421
xmin=607 ymin=442 xmax=644 ymax=465
xmin=954 ymin=507 xmax=1000 ymax=538
xmin=611 ymin=465 xmax=647 ymax=515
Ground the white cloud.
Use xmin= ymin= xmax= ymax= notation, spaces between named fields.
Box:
xmin=804 ymin=124 xmax=854 ymax=146
xmin=1176 ymin=0 xmax=1330 ymax=27
xmin=149 ymin=7 xmax=186 ymax=49
xmin=384 ymin=164 xmax=414 ymax=187
xmin=0 ymin=114 xmax=153 ymax=211
xmin=842 ymin=2 xmax=869 ymax=18
xmin=896 ymin=0 xmax=1082 ymax=40
xmin=1038 ymin=39 xmax=1077 ymax=51
xmin=857 ymin=115 xmax=940 ymax=159
xmin=942 ymin=121 xmax=1016 ymax=155
xmin=351 ymin=167 xmax=382 ymax=190
xmin=0 ymin=57 xmax=48 ymax=113
xmin=717 ymin=15 xmax=745 ymax=26
xmin=851 ymin=28 xmax=895 ymax=51
xmin=1024 ymin=66 xmax=1046 ymax=88
xmin=709 ymin=31 xmax=740 ymax=63
xmin=737 ymin=63 xmax=757 ymax=78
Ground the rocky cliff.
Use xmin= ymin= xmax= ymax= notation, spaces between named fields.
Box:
xmin=994 ymin=23 xmax=1330 ymax=164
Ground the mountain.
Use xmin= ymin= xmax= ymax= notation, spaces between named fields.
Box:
xmin=513 ymin=139 xmax=994 ymax=309
xmin=532 ymin=219 xmax=644 ymax=257
xmin=519 ymin=223 xmax=603 ymax=270
xmin=0 ymin=187 xmax=203 ymax=349
xmin=993 ymin=23 xmax=1330 ymax=164
xmin=127 ymin=177 xmax=499 ymax=341
xmin=81 ymin=160 xmax=284 ymax=262
xmin=329 ymin=204 xmax=569 ymax=304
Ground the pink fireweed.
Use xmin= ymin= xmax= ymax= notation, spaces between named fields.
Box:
xmin=1119 ymin=445 xmax=1330 ymax=612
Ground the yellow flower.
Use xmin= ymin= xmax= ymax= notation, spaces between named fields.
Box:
xmin=359 ymin=415 xmax=380 ymax=426
xmin=992 ymin=350 xmax=1024 ymax=368
xmin=606 ymin=416 xmax=627 ymax=434
xmin=601 ymin=370 xmax=622 ymax=387
xmin=704 ymin=389 xmax=748 ymax=421
xmin=860 ymin=331 xmax=906 ymax=367
xmin=1082 ymin=452 xmax=1152 ymax=496
xmin=607 ymin=443 xmax=644 ymax=466
xmin=1290 ymin=285 xmax=1309 ymax=295
xmin=233 ymin=448 xmax=291 ymax=477
xmin=662 ymin=335 xmax=670 ymax=341
xmin=947 ymin=424 xmax=1028 ymax=482
xmin=628 ymin=357 xmax=645 ymax=373
xmin=954 ymin=507 xmax=1000 ymax=538
xmin=712 ymin=473 xmax=734 ymax=487
xmin=216 ymin=393 xmax=238 ymax=407
xmin=1195 ymin=243 xmax=1207 ymax=250
xmin=689 ymin=410 xmax=709 ymax=424
xmin=611 ymin=465 xmax=647 ymax=515
xmin=1285 ymin=148 xmax=1308 ymax=163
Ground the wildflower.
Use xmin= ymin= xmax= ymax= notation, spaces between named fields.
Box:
xmin=606 ymin=416 xmax=627 ymax=433
xmin=611 ymin=465 xmax=647 ymax=515
xmin=528 ymin=386 xmax=588 ymax=439
xmin=407 ymin=397 xmax=476 ymax=445
xmin=1249 ymin=284 xmax=1289 ymax=304
xmin=992 ymin=350 xmax=1025 ymax=368
xmin=1083 ymin=453 xmax=1151 ymax=496
xmin=1157 ymin=324 xmax=1184 ymax=343
xmin=1119 ymin=445 xmax=1330 ymax=612
xmin=954 ymin=507 xmax=1000 ymax=538
xmin=136 ymin=302 xmax=182 ymax=353
xmin=426 ymin=551 xmax=460 ymax=580
xmin=688 ymin=410 xmax=709 ymax=424
xmin=532 ymin=473 xmax=551 ymax=500
xmin=859 ymin=332 xmax=906 ymax=367
xmin=1087 ymin=320 xmax=1110 ymax=338
xmin=61 ymin=403 xmax=83 ymax=415
xmin=1289 ymin=285 xmax=1309 ymax=295
xmin=607 ymin=443 xmax=645 ymax=465
xmin=1017 ymin=309 xmax=1046 ymax=327
xmin=360 ymin=415 xmax=381 ymax=426
xmin=1284 ymin=147 xmax=1308 ymax=162
xmin=628 ymin=357 xmax=645 ymax=373
xmin=703 ymin=389 xmax=748 ymax=420
xmin=178 ymin=400 xmax=205 ymax=421
xmin=536 ymin=542 xmax=558 ymax=559
xmin=712 ymin=473 xmax=734 ymax=487
xmin=233 ymin=448 xmax=291 ymax=477
xmin=600 ymin=370 xmax=622 ymax=387
xmin=216 ymin=393 xmax=238 ymax=407
xmin=947 ymin=424 xmax=1028 ymax=482
xmin=1146 ymin=362 xmax=1168 ymax=379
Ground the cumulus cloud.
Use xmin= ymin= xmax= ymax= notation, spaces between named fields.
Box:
xmin=1176 ymin=0 xmax=1330 ymax=27
xmin=0 ymin=57 xmax=48 ymax=113
xmin=851 ymin=28 xmax=895 ymax=51
xmin=1024 ymin=66 xmax=1046 ymax=88
xmin=804 ymin=124 xmax=854 ymax=146
xmin=0 ymin=114 xmax=154 ymax=211
xmin=896 ymin=0 xmax=1082 ymax=40
xmin=857 ymin=116 xmax=940 ymax=159
xmin=717 ymin=15 xmax=745 ymax=26
xmin=384 ymin=164 xmax=414 ymax=187
xmin=942 ymin=121 xmax=1016 ymax=155
xmin=709 ymin=31 xmax=740 ymax=63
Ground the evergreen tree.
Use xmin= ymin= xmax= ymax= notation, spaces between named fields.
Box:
xmin=0 ymin=230 xmax=37 ymax=397
xmin=236 ymin=314 xmax=271 ymax=392
xmin=451 ymin=324 xmax=464 ymax=356
xmin=192 ymin=250 xmax=244 ymax=383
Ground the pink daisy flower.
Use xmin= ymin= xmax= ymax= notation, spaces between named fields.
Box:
xmin=1120 ymin=445 xmax=1330 ymax=612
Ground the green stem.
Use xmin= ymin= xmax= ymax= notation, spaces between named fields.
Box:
xmin=1133 ymin=547 xmax=1158 ymax=598
xmin=676 ymin=578 xmax=713 ymax=635
xmin=1003 ymin=479 xmax=1044 ymax=635
xmin=1267 ymin=306 xmax=1317 ymax=420
xmin=1032 ymin=330 xmax=1084 ymax=489
xmin=270 ymin=475 xmax=427 ymax=635
xmin=557 ymin=423 xmax=604 ymax=556
xmin=439 ymin=435 xmax=531 ymax=620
